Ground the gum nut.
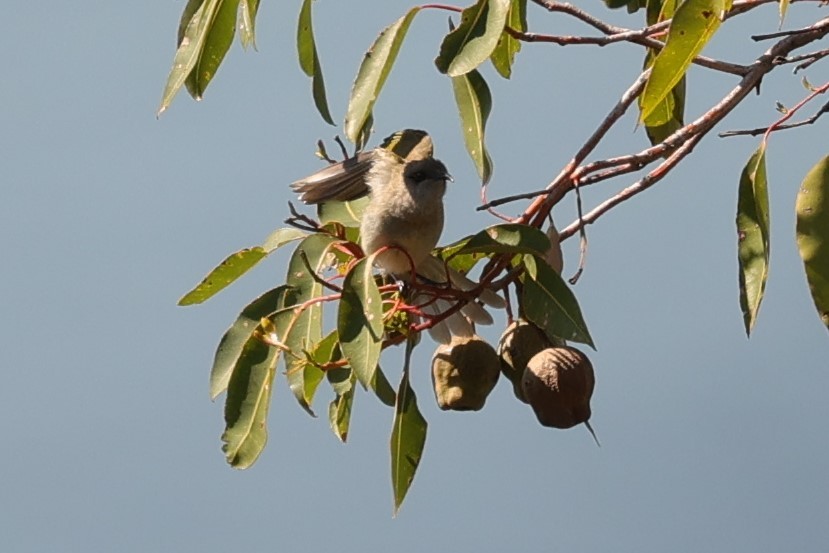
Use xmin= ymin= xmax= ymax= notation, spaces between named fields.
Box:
xmin=522 ymin=346 xmax=595 ymax=429
xmin=431 ymin=335 xmax=500 ymax=411
xmin=497 ymin=320 xmax=552 ymax=403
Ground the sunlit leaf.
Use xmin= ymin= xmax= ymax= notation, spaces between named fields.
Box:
xmin=490 ymin=0 xmax=526 ymax=79
xmin=390 ymin=340 xmax=427 ymax=516
xmin=457 ymin=223 xmax=550 ymax=257
xmin=221 ymin=337 xmax=278 ymax=469
xmin=736 ymin=144 xmax=770 ymax=336
xmin=210 ymin=286 xmax=289 ymax=399
xmin=779 ymin=0 xmax=790 ymax=28
xmin=796 ymin=155 xmax=829 ymax=334
xmin=179 ymin=247 xmax=267 ymax=306
xmin=642 ymin=50 xmax=686 ymax=144
xmin=318 ymin=196 xmax=370 ymax=227
xmin=344 ymin=8 xmax=421 ymax=143
xmin=262 ymin=227 xmax=307 ymax=253
xmin=522 ymin=255 xmax=594 ymax=348
xmin=640 ymin=0 xmax=729 ymax=123
xmin=435 ymin=0 xmax=511 ymax=77
xmin=338 ymin=256 xmax=384 ymax=387
xmin=185 ymin=0 xmax=240 ymax=100
xmin=239 ymin=0 xmax=260 ymax=49
xmin=281 ymin=234 xmax=338 ymax=414
xmin=452 ymin=68 xmax=493 ymax=183
xmin=297 ymin=0 xmax=334 ymax=125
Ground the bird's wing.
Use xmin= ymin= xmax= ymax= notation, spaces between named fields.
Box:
xmin=290 ymin=152 xmax=374 ymax=204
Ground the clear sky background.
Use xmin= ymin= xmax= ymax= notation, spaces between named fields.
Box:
xmin=2 ymin=2 xmax=828 ymax=551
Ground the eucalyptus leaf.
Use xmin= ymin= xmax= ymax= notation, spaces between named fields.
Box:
xmin=522 ymin=255 xmax=594 ymax=348
xmin=736 ymin=144 xmax=770 ymax=336
xmin=338 ymin=257 xmax=384 ymax=387
xmin=239 ymin=0 xmax=260 ymax=49
xmin=451 ymin=68 xmax=493 ymax=183
xmin=435 ymin=0 xmax=511 ymax=77
xmin=318 ymin=196 xmax=370 ymax=227
xmin=328 ymin=371 xmax=357 ymax=442
xmin=344 ymin=8 xmax=421 ymax=143
xmin=796 ymin=155 xmax=829 ymax=333
xmin=490 ymin=0 xmax=526 ymax=79
xmin=221 ymin=337 xmax=278 ymax=469
xmin=297 ymin=0 xmax=334 ymax=124
xmin=179 ymin=247 xmax=268 ymax=306
xmin=458 ymin=223 xmax=550 ymax=257
xmin=262 ymin=227 xmax=307 ymax=253
xmin=184 ymin=0 xmax=240 ymax=100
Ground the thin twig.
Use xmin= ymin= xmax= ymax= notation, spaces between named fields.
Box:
xmin=720 ymin=82 xmax=829 ymax=137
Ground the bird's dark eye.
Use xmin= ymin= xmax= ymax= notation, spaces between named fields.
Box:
xmin=410 ymin=171 xmax=426 ymax=182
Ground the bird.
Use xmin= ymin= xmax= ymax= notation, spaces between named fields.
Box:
xmin=291 ymin=129 xmax=504 ymax=342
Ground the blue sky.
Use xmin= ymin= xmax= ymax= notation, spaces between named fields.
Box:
xmin=2 ymin=2 xmax=828 ymax=551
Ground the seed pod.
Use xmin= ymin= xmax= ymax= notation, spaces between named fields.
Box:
xmin=431 ymin=335 xmax=500 ymax=411
xmin=522 ymin=346 xmax=594 ymax=429
xmin=497 ymin=320 xmax=553 ymax=403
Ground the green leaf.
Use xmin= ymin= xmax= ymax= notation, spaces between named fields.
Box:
xmin=262 ymin=227 xmax=307 ymax=253
xmin=796 ymin=155 xmax=829 ymax=334
xmin=344 ymin=8 xmax=421 ymax=143
xmin=239 ymin=0 xmax=260 ymax=49
xmin=736 ymin=145 xmax=770 ymax=336
xmin=490 ymin=0 xmax=526 ymax=79
xmin=522 ymin=255 xmax=594 ymax=348
xmin=458 ymin=223 xmax=550 ymax=257
xmin=338 ymin=257 xmax=383 ymax=388
xmin=642 ymin=49 xmax=686 ymax=143
xmin=179 ymin=247 xmax=268 ymax=306
xmin=281 ymin=234 xmax=338 ymax=414
xmin=390 ymin=340 xmax=427 ymax=516
xmin=639 ymin=0 xmax=729 ymax=123
xmin=328 ymin=370 xmax=357 ymax=442
xmin=185 ymin=0 xmax=239 ymax=100
xmin=371 ymin=366 xmax=397 ymax=407
xmin=297 ymin=0 xmax=334 ymax=125
xmin=318 ymin=196 xmax=370 ymax=227
xmin=435 ymin=0 xmax=511 ymax=77
xmin=451 ymin=68 xmax=493 ymax=183
xmin=210 ymin=286 xmax=289 ymax=400
xmin=221 ymin=337 xmax=278 ymax=469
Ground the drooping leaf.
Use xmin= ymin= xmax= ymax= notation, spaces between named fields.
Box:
xmin=736 ymin=144 xmax=770 ymax=336
xmin=318 ymin=196 xmax=370 ymax=227
xmin=262 ymin=227 xmax=308 ymax=253
xmin=179 ymin=247 xmax=268 ymax=306
xmin=185 ymin=0 xmax=240 ymax=101
xmin=338 ymin=257 xmax=384 ymax=387
xmin=221 ymin=337 xmax=278 ymax=469
xmin=796 ymin=154 xmax=829 ymax=334
xmin=239 ymin=0 xmax=260 ymax=49
xmin=390 ymin=339 xmax=427 ymax=516
xmin=490 ymin=0 xmax=526 ymax=79
xmin=371 ymin=366 xmax=397 ymax=407
xmin=452 ymin=68 xmax=493 ymax=183
xmin=297 ymin=0 xmax=334 ymax=125
xmin=642 ymin=51 xmax=686 ymax=144
xmin=779 ymin=0 xmax=790 ymax=28
xmin=344 ymin=8 xmax=422 ymax=143
xmin=210 ymin=286 xmax=290 ymax=399
xmin=457 ymin=223 xmax=550 ymax=257
xmin=640 ymin=0 xmax=729 ymax=124
xmin=435 ymin=0 xmax=511 ymax=77
xmin=436 ymin=236 xmax=486 ymax=273
xmin=328 ymin=370 xmax=357 ymax=442
xmin=522 ymin=255 xmax=594 ymax=348
xmin=281 ymin=234 xmax=338 ymax=414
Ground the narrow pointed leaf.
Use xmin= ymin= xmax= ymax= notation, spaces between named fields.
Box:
xmin=371 ymin=366 xmax=397 ymax=407
xmin=736 ymin=145 xmax=770 ymax=336
xmin=328 ymin=370 xmax=357 ymax=442
xmin=452 ymin=68 xmax=493 ymax=183
xmin=221 ymin=337 xmax=278 ymax=468
xmin=457 ymin=223 xmax=550 ymax=257
xmin=239 ymin=0 xmax=260 ymax=50
xmin=390 ymin=340 xmax=427 ymax=516
xmin=490 ymin=0 xmax=526 ymax=79
xmin=640 ymin=0 xmax=728 ymax=123
xmin=435 ymin=0 xmax=511 ymax=77
xmin=297 ymin=0 xmax=334 ymax=125
xmin=522 ymin=255 xmax=594 ymax=348
xmin=210 ymin=286 xmax=290 ymax=399
xmin=779 ymin=0 xmax=790 ymax=28
xmin=796 ymin=155 xmax=829 ymax=334
xmin=344 ymin=8 xmax=421 ymax=143
xmin=642 ymin=50 xmax=686 ymax=143
xmin=338 ymin=256 xmax=384 ymax=387
xmin=185 ymin=0 xmax=239 ymax=100
xmin=282 ymin=234 xmax=338 ymax=414
xmin=179 ymin=247 xmax=268 ymax=306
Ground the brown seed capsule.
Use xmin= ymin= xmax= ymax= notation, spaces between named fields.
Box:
xmin=497 ymin=320 xmax=553 ymax=403
xmin=431 ymin=335 xmax=500 ymax=411
xmin=522 ymin=346 xmax=594 ymax=429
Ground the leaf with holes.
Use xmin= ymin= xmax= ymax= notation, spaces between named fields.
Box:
xmin=179 ymin=247 xmax=268 ymax=306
